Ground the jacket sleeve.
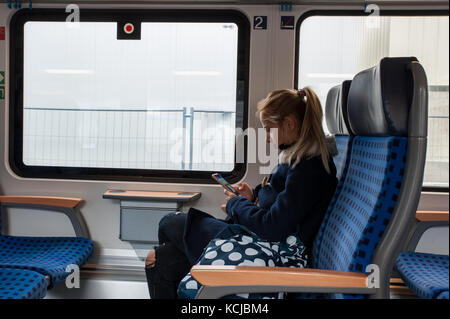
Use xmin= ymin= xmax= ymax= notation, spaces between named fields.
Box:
xmin=252 ymin=184 xmax=262 ymax=202
xmin=225 ymin=164 xmax=323 ymax=242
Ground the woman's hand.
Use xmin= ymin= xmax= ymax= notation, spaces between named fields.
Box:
xmin=236 ymin=182 xmax=255 ymax=201
xmin=224 ymin=188 xmax=237 ymax=204
xmin=224 ymin=182 xmax=254 ymax=202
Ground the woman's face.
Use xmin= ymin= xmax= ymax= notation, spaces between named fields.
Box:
xmin=260 ymin=113 xmax=293 ymax=147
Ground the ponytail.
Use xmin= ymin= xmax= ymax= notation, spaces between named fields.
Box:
xmin=298 ymin=87 xmax=330 ymax=173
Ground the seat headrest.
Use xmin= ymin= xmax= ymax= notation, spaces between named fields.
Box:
xmin=325 ymin=80 xmax=352 ymax=135
xmin=347 ymin=57 xmax=417 ymax=136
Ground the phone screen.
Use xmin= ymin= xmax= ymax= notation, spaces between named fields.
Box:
xmin=212 ymin=174 xmax=237 ymax=194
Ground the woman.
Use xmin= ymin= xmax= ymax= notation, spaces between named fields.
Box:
xmin=145 ymin=88 xmax=338 ymax=299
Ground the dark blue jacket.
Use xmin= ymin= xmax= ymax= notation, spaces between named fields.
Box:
xmin=226 ymin=156 xmax=337 ymax=251
xmin=183 ymin=155 xmax=337 ymax=264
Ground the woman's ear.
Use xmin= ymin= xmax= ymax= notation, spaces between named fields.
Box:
xmin=283 ymin=115 xmax=297 ymax=133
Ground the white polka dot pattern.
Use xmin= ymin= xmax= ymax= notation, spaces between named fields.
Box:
xmin=178 ymin=224 xmax=308 ymax=300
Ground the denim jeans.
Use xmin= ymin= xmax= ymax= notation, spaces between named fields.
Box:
xmin=145 ymin=212 xmax=192 ymax=299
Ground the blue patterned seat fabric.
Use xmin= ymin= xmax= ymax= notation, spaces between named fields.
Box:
xmin=310 ymin=136 xmax=407 ymax=299
xmin=0 ymin=268 xmax=47 ymax=299
xmin=437 ymin=291 xmax=449 ymax=299
xmin=308 ymin=57 xmax=419 ymax=299
xmin=333 ymin=135 xmax=352 ymax=181
xmin=0 ymin=235 xmax=94 ymax=288
xmin=311 ymin=135 xmax=352 ymax=266
xmin=312 ymin=81 xmax=353 ymax=263
xmin=395 ymin=252 xmax=449 ymax=299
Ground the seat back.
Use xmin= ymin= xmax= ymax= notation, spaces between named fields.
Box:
xmin=312 ymin=81 xmax=352 ymax=264
xmin=312 ymin=57 xmax=428 ymax=299
xmin=325 ymin=80 xmax=352 ymax=180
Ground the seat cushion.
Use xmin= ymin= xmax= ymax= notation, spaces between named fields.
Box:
xmin=0 ymin=268 xmax=47 ymax=299
xmin=395 ymin=252 xmax=449 ymax=299
xmin=0 ymin=235 xmax=94 ymax=288
xmin=436 ymin=291 xmax=449 ymax=299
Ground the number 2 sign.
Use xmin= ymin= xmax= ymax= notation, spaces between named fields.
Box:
xmin=254 ymin=16 xmax=267 ymax=30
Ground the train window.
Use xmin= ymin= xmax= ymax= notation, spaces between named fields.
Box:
xmin=297 ymin=13 xmax=449 ymax=189
xmin=9 ymin=9 xmax=250 ymax=183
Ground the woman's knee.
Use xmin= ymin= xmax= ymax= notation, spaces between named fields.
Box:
xmin=159 ymin=212 xmax=178 ymax=230
xmin=158 ymin=211 xmax=187 ymax=241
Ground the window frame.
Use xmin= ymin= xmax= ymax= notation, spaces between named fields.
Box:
xmin=9 ymin=8 xmax=250 ymax=184
xmin=295 ymin=9 xmax=450 ymax=193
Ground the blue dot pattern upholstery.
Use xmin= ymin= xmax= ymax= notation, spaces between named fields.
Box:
xmin=0 ymin=268 xmax=47 ymax=299
xmin=296 ymin=135 xmax=354 ymax=300
xmin=0 ymin=235 xmax=94 ymax=289
xmin=178 ymin=224 xmax=307 ymax=299
xmin=312 ymin=136 xmax=407 ymax=299
xmin=333 ymin=135 xmax=352 ymax=182
xmin=312 ymin=135 xmax=352 ymax=264
xmin=437 ymin=291 xmax=449 ymax=299
xmin=395 ymin=252 xmax=449 ymax=299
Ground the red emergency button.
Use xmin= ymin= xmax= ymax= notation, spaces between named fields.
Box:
xmin=124 ymin=23 xmax=134 ymax=34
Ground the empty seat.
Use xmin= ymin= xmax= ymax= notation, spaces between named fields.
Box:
xmin=0 ymin=235 xmax=94 ymax=288
xmin=0 ymin=196 xmax=94 ymax=288
xmin=0 ymin=268 xmax=47 ymax=299
xmin=395 ymin=252 xmax=449 ymax=299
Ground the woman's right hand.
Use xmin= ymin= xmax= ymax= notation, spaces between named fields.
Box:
xmin=233 ymin=182 xmax=254 ymax=202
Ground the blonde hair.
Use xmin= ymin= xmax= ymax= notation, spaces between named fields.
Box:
xmin=256 ymin=87 xmax=330 ymax=173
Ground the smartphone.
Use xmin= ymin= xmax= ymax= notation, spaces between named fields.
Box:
xmin=212 ymin=173 xmax=238 ymax=195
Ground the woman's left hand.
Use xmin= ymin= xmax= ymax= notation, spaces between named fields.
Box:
xmin=224 ymin=188 xmax=237 ymax=203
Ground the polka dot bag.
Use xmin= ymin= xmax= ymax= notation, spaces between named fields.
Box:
xmin=178 ymin=224 xmax=307 ymax=299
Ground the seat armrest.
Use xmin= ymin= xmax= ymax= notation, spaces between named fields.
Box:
xmin=0 ymin=195 xmax=89 ymax=238
xmin=190 ymin=265 xmax=376 ymax=299
xmin=191 ymin=265 xmax=368 ymax=287
xmin=0 ymin=196 xmax=83 ymax=209
xmin=402 ymin=210 xmax=449 ymax=252
xmin=415 ymin=210 xmax=449 ymax=222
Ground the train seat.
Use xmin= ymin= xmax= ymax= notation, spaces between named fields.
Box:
xmin=437 ymin=291 xmax=449 ymax=299
xmin=311 ymin=80 xmax=353 ymax=274
xmin=395 ymin=251 xmax=449 ymax=299
xmin=0 ymin=268 xmax=47 ymax=299
xmin=0 ymin=196 xmax=94 ymax=289
xmin=325 ymin=80 xmax=353 ymax=181
xmin=189 ymin=57 xmax=428 ymax=299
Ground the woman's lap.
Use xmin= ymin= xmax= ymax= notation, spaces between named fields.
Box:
xmin=146 ymin=209 xmax=231 ymax=299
